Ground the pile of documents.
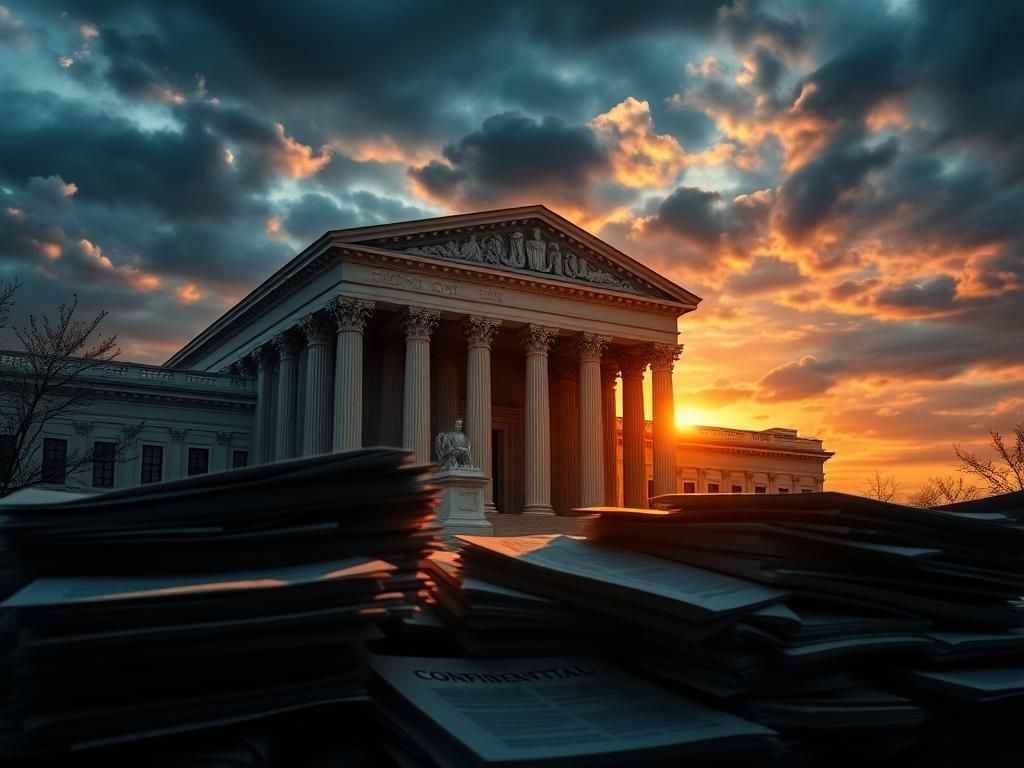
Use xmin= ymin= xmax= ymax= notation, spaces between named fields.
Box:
xmin=0 ymin=449 xmax=439 ymax=758
xmin=592 ymin=490 xmax=1024 ymax=758
xmin=370 ymin=654 xmax=779 ymax=767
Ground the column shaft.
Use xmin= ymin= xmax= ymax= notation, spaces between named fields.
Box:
xmin=253 ymin=345 xmax=276 ymax=464
xmin=651 ymin=343 xmax=682 ymax=497
xmin=522 ymin=325 xmax=558 ymax=515
xmin=601 ymin=360 xmax=620 ymax=506
xmin=464 ymin=317 xmax=501 ymax=511
xmin=300 ymin=313 xmax=334 ymax=456
xmin=401 ymin=307 xmax=440 ymax=463
xmin=271 ymin=330 xmax=302 ymax=461
xmin=330 ymin=298 xmax=374 ymax=452
xmin=621 ymin=353 xmax=648 ymax=507
xmin=577 ymin=334 xmax=609 ymax=508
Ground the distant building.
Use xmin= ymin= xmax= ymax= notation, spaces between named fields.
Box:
xmin=613 ymin=420 xmax=833 ymax=509
xmin=4 ymin=207 xmax=831 ymax=509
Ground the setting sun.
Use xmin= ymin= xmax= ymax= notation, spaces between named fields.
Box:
xmin=675 ymin=407 xmax=715 ymax=430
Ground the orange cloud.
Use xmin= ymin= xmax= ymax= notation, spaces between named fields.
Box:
xmin=32 ymin=239 xmax=62 ymax=260
xmin=331 ymin=135 xmax=435 ymax=166
xmin=175 ymin=283 xmax=201 ymax=304
xmin=272 ymin=123 xmax=332 ymax=178
xmin=78 ymin=238 xmax=161 ymax=292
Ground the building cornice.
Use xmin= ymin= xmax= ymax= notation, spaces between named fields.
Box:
xmin=165 ymin=205 xmax=701 ymax=370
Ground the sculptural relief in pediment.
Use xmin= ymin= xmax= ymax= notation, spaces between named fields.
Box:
xmin=394 ymin=225 xmax=651 ymax=296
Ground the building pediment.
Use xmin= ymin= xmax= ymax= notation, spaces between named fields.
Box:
xmin=334 ymin=206 xmax=701 ymax=307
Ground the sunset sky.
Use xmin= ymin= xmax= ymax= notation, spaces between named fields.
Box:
xmin=1 ymin=1 xmax=1022 ymax=495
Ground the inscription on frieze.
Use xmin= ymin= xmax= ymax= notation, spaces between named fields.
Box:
xmin=371 ymin=270 xmax=505 ymax=303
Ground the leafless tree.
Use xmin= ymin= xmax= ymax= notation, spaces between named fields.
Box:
xmin=906 ymin=475 xmax=981 ymax=507
xmin=0 ymin=279 xmax=140 ymax=497
xmin=954 ymin=424 xmax=1024 ymax=495
xmin=862 ymin=470 xmax=901 ymax=502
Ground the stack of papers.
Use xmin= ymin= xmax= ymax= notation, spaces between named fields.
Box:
xmin=0 ymin=449 xmax=439 ymax=758
xmin=370 ymin=655 xmax=778 ymax=767
xmin=587 ymin=490 xmax=1024 ymax=758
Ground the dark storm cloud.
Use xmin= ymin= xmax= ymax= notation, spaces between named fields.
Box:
xmin=0 ymin=88 xmax=246 ymax=221
xmin=641 ymin=186 xmax=774 ymax=258
xmin=282 ymin=191 xmax=428 ymax=244
xmin=725 ymin=256 xmax=804 ymax=296
xmin=775 ymin=136 xmax=898 ymax=241
xmin=408 ymin=113 xmax=610 ymax=207
xmin=647 ymin=187 xmax=724 ymax=246
xmin=874 ymin=275 xmax=959 ymax=313
xmin=757 ymin=356 xmax=843 ymax=402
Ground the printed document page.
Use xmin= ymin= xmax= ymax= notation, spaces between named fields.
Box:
xmin=372 ymin=655 xmax=774 ymax=763
xmin=459 ymin=534 xmax=785 ymax=615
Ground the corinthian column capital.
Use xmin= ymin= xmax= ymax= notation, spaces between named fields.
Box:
xmin=521 ymin=324 xmax=559 ymax=356
xmin=619 ymin=350 xmax=650 ymax=378
xmin=252 ymin=343 xmax=278 ymax=372
xmin=576 ymin=332 xmax=611 ymax=363
xmin=329 ymin=297 xmax=375 ymax=333
xmin=401 ymin=306 xmax=441 ymax=341
xmin=650 ymin=343 xmax=684 ymax=372
xmin=462 ymin=315 xmax=501 ymax=348
xmin=271 ymin=328 xmax=304 ymax=361
xmin=299 ymin=311 xmax=333 ymax=346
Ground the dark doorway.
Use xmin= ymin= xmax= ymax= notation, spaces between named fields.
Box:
xmin=491 ymin=428 xmax=504 ymax=513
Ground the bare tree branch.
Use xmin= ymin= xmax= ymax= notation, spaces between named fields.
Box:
xmin=1 ymin=282 xmax=140 ymax=497
xmin=862 ymin=470 xmax=900 ymax=502
xmin=954 ymin=425 xmax=1024 ymax=495
xmin=907 ymin=475 xmax=982 ymax=507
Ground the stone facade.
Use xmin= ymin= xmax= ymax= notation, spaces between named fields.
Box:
xmin=7 ymin=206 xmax=831 ymax=504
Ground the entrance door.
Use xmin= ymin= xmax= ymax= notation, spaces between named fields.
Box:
xmin=491 ymin=427 xmax=504 ymax=513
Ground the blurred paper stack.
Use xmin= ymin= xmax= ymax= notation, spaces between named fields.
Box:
xmin=591 ymin=490 xmax=1024 ymax=759
xmin=0 ymin=448 xmax=439 ymax=758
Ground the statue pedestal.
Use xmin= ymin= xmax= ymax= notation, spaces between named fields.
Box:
xmin=433 ymin=467 xmax=493 ymax=545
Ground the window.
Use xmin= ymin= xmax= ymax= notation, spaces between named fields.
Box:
xmin=187 ymin=447 xmax=209 ymax=477
xmin=92 ymin=441 xmax=116 ymax=488
xmin=707 ymin=483 xmax=720 ymax=493
xmin=778 ymin=487 xmax=789 ymax=494
xmin=802 ymin=488 xmax=814 ymax=493
xmin=683 ymin=481 xmax=696 ymax=494
xmin=141 ymin=444 xmax=163 ymax=484
xmin=41 ymin=437 xmax=67 ymax=484
xmin=0 ymin=433 xmax=14 ymax=482
xmin=232 ymin=450 xmax=248 ymax=469
xmin=754 ymin=485 xmax=767 ymax=494
xmin=731 ymin=484 xmax=743 ymax=494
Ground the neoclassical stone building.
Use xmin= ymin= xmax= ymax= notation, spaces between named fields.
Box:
xmin=8 ymin=206 xmax=832 ymax=507
xmin=166 ymin=206 xmax=696 ymax=514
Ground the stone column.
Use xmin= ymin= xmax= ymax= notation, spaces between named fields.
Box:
xmin=577 ymin=333 xmax=610 ymax=508
xmin=522 ymin=325 xmax=559 ymax=515
xmin=463 ymin=316 xmax=501 ymax=511
xmin=252 ymin=344 xmax=277 ymax=464
xmin=329 ymin=297 xmax=374 ymax=452
xmin=300 ymin=311 xmax=334 ymax=456
xmin=650 ymin=343 xmax=682 ymax=498
xmin=401 ymin=307 xmax=440 ymax=463
xmin=601 ymin=358 xmax=620 ymax=506
xmin=271 ymin=329 xmax=303 ymax=461
xmin=432 ymin=338 xmax=462 ymax=439
xmin=550 ymin=354 xmax=579 ymax=516
xmin=620 ymin=352 xmax=648 ymax=508
xmin=378 ymin=335 xmax=405 ymax=446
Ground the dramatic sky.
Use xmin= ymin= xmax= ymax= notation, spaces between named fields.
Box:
xmin=1 ymin=1 xmax=1022 ymax=494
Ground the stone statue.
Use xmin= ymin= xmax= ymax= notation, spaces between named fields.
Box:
xmin=434 ymin=418 xmax=473 ymax=470
xmin=508 ymin=231 xmax=527 ymax=268
xmin=526 ymin=228 xmax=548 ymax=271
